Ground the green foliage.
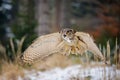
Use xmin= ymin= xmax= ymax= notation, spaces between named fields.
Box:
xmin=71 ymin=0 xmax=97 ymax=18
xmin=11 ymin=13 xmax=37 ymax=50
xmin=0 ymin=37 xmax=25 ymax=63
xmin=0 ymin=0 xmax=37 ymax=63
xmin=11 ymin=0 xmax=37 ymax=51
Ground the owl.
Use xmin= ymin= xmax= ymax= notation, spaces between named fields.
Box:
xmin=20 ymin=28 xmax=105 ymax=64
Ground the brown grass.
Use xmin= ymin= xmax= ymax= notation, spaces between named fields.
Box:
xmin=0 ymin=37 xmax=26 ymax=80
xmin=0 ymin=62 xmax=24 ymax=80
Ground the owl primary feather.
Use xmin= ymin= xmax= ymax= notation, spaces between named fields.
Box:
xmin=21 ymin=28 xmax=105 ymax=64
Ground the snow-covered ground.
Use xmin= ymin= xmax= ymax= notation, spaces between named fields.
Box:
xmin=23 ymin=65 xmax=120 ymax=80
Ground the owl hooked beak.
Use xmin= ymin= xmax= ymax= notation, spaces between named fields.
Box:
xmin=60 ymin=28 xmax=76 ymax=43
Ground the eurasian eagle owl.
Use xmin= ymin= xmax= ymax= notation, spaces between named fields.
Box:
xmin=21 ymin=28 xmax=105 ymax=64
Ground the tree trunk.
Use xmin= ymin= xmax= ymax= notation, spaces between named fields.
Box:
xmin=35 ymin=0 xmax=71 ymax=35
xmin=35 ymin=0 xmax=51 ymax=35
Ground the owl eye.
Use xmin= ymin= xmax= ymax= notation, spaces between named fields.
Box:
xmin=69 ymin=30 xmax=72 ymax=32
xmin=66 ymin=30 xmax=69 ymax=34
xmin=63 ymin=34 xmax=66 ymax=37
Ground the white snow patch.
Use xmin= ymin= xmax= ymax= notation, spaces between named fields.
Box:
xmin=23 ymin=65 xmax=120 ymax=80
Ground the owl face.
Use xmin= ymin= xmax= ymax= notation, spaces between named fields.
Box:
xmin=60 ymin=28 xmax=76 ymax=43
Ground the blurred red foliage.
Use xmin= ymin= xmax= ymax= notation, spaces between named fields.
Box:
xmin=87 ymin=1 xmax=120 ymax=39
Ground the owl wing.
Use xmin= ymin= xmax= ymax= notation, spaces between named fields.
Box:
xmin=75 ymin=32 xmax=105 ymax=61
xmin=21 ymin=32 xmax=62 ymax=64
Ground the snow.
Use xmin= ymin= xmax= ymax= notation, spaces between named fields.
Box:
xmin=23 ymin=65 xmax=120 ymax=80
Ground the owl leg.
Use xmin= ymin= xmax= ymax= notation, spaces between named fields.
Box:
xmin=75 ymin=46 xmax=81 ymax=55
xmin=61 ymin=45 xmax=71 ymax=56
xmin=67 ymin=47 xmax=72 ymax=56
xmin=55 ymin=41 xmax=70 ymax=56
xmin=71 ymin=46 xmax=77 ymax=55
xmin=70 ymin=43 xmax=83 ymax=55
xmin=64 ymin=46 xmax=71 ymax=56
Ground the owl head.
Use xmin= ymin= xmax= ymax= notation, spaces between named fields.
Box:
xmin=60 ymin=28 xmax=76 ymax=43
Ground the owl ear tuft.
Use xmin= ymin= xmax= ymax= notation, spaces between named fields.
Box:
xmin=59 ymin=29 xmax=63 ymax=33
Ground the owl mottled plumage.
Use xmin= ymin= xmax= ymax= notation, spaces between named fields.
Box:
xmin=21 ymin=28 xmax=105 ymax=64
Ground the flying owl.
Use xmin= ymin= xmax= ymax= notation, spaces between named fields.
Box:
xmin=21 ymin=28 xmax=105 ymax=64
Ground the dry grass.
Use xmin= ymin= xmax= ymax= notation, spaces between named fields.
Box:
xmin=0 ymin=63 xmax=24 ymax=80
xmin=0 ymin=37 xmax=26 ymax=80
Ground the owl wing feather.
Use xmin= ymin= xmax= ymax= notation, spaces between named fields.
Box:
xmin=21 ymin=31 xmax=105 ymax=64
xmin=21 ymin=32 xmax=62 ymax=64
xmin=75 ymin=32 xmax=105 ymax=61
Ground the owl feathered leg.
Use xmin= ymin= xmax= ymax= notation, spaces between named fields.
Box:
xmin=59 ymin=44 xmax=71 ymax=56
xmin=54 ymin=41 xmax=71 ymax=56
xmin=71 ymin=46 xmax=78 ymax=55
xmin=72 ymin=37 xmax=88 ymax=56
xmin=55 ymin=40 xmax=74 ymax=56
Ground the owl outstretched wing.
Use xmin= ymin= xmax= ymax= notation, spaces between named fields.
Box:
xmin=21 ymin=32 xmax=62 ymax=64
xmin=21 ymin=29 xmax=105 ymax=64
xmin=75 ymin=32 xmax=105 ymax=61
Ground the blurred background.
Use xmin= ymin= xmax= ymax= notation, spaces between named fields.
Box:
xmin=0 ymin=0 xmax=120 ymax=66
xmin=0 ymin=0 xmax=120 ymax=79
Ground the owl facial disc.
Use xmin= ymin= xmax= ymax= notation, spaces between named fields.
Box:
xmin=60 ymin=28 xmax=76 ymax=43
